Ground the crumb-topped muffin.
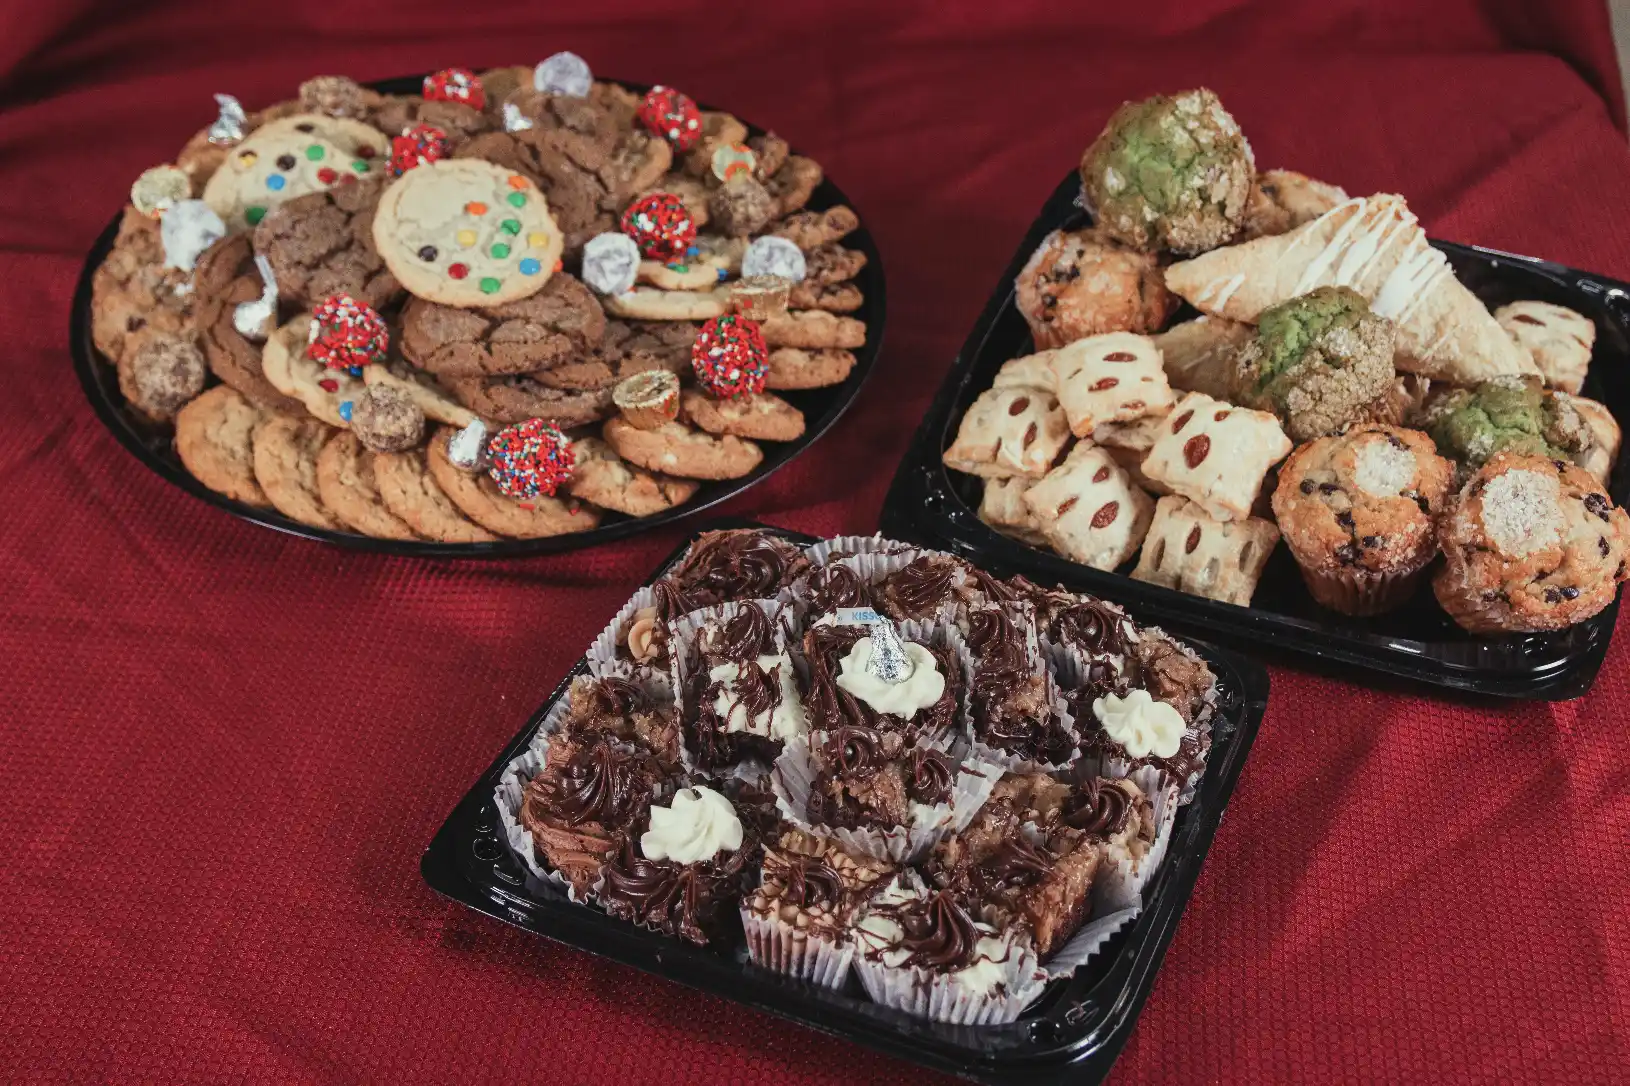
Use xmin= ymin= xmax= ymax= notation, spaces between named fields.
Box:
xmin=1433 ymin=452 xmax=1630 ymax=633
xmin=1272 ymin=425 xmax=1454 ymax=615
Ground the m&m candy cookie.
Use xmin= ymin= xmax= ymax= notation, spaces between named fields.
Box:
xmin=636 ymin=86 xmax=702 ymax=151
xmin=200 ymin=113 xmax=389 ymax=232
xmin=371 ymin=159 xmax=564 ymax=308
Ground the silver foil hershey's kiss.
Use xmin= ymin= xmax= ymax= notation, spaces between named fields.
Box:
xmin=232 ymin=254 xmax=279 ymax=341
xmin=866 ymin=619 xmax=914 ymax=685
xmin=447 ymin=418 xmax=490 ymax=472
xmin=534 ymin=51 xmax=593 ymax=97
xmin=501 ymin=101 xmax=534 ymax=133
xmin=207 ymin=94 xmax=247 ymax=145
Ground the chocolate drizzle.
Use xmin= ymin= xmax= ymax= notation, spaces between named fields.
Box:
xmin=674 ymin=530 xmax=805 ymax=602
xmin=892 ymin=890 xmax=983 ymax=970
xmin=885 ymin=557 xmax=956 ymax=618
xmin=908 ymin=747 xmax=955 ymax=806
xmin=599 ymin=838 xmax=744 ymax=946
xmin=821 ymin=726 xmax=885 ymax=777
xmin=1049 ymin=597 xmax=1134 ymax=656
xmin=803 ymin=625 xmax=875 ymax=732
xmin=589 ymin=676 xmax=650 ymax=717
xmin=981 ymin=835 xmax=1051 ymax=888
xmin=775 ymin=854 xmax=844 ymax=909
xmin=1061 ymin=779 xmax=1132 ymax=837
xmin=708 ymin=605 xmax=776 ymax=659
xmin=805 ymin=564 xmax=869 ymax=614
xmin=652 ymin=578 xmax=696 ymax=622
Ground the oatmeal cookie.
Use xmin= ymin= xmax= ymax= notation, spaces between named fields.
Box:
xmin=91 ymin=209 xmax=196 ymax=365
xmin=174 ymin=385 xmax=270 ymax=506
xmin=315 ymin=431 xmax=417 ymax=539
xmin=252 ymin=415 xmax=343 ymax=530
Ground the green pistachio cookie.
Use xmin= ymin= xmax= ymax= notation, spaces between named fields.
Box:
xmin=1078 ymin=88 xmax=1254 ymax=255
xmin=1232 ymin=286 xmax=1397 ymax=442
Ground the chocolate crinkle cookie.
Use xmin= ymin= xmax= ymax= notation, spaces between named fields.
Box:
xmin=400 ymin=273 xmax=606 ymax=378
xmin=252 ymin=174 xmax=400 ymax=310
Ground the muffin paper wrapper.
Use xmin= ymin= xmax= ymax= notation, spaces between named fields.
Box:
xmin=802 ymin=534 xmax=923 ymax=567
xmin=493 ymin=694 xmax=591 ymax=903
xmin=854 ymin=942 xmax=1049 ymax=1025
xmin=668 ymin=598 xmax=799 ymax=779
xmin=585 ymin=585 xmax=675 ymax=703
xmin=740 ymin=908 xmax=855 ymax=989
xmin=963 ymin=601 xmax=1079 ymax=775
xmin=770 ymin=735 xmax=1004 ymax=863
xmin=1037 ymin=907 xmax=1142 ymax=981
xmin=1296 ymin=563 xmax=1427 ymax=618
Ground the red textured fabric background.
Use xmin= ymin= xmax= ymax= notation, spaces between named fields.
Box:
xmin=2 ymin=2 xmax=1629 ymax=1081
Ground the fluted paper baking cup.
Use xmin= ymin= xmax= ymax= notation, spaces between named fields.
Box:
xmin=854 ymin=941 xmax=1048 ymax=1025
xmin=669 ymin=598 xmax=801 ymax=778
xmin=1038 ymin=905 xmax=1141 ymax=981
xmin=802 ymin=534 xmax=922 ymax=567
xmin=1091 ymin=764 xmax=1178 ymax=912
xmin=770 ymin=735 xmax=1002 ymax=863
xmin=493 ymin=695 xmax=583 ymax=900
xmin=740 ymin=908 xmax=855 ymax=988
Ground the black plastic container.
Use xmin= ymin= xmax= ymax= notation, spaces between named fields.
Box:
xmin=882 ymin=173 xmax=1630 ymax=700
xmin=421 ymin=520 xmax=1270 ymax=1084
xmin=70 ymin=76 xmax=885 ymax=558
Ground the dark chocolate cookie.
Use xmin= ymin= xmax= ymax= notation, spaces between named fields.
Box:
xmin=251 ymin=173 xmax=400 ymax=310
xmin=399 ymin=272 xmax=606 ymax=378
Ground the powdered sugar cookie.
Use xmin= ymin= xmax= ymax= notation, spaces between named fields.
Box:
xmin=372 ymin=158 xmax=565 ymax=307
xmin=202 ymin=113 xmax=388 ymax=233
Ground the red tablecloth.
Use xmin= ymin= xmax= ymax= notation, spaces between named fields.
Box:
xmin=3 ymin=2 xmax=1628 ymax=1081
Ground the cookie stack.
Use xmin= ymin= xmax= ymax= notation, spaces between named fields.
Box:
xmin=91 ymin=56 xmax=873 ymax=542
xmin=944 ymin=87 xmax=1630 ymax=634
xmin=496 ymin=528 xmax=1218 ymax=1024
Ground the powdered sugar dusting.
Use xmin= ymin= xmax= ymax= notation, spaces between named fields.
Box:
xmin=1352 ymin=439 xmax=1415 ymax=497
xmin=1479 ymin=469 xmax=1563 ymax=556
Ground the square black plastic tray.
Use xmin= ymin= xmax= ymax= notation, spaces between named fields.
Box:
xmin=421 ymin=518 xmax=1270 ymax=1084
xmin=881 ymin=172 xmax=1630 ymax=701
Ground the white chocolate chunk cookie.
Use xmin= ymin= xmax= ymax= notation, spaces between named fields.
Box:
xmin=1133 ymin=494 xmax=1280 ymax=606
xmin=1051 ymin=331 xmax=1175 ymax=437
xmin=373 ymin=158 xmax=564 ymax=308
xmin=943 ymin=386 xmax=1070 ymax=480
xmin=1022 ymin=442 xmax=1154 ymax=571
xmin=1495 ymin=301 xmax=1595 ymax=395
xmin=1141 ymin=392 xmax=1291 ymax=521
xmin=202 ymin=113 xmax=388 ymax=233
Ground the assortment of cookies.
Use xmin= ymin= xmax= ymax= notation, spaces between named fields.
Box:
xmin=948 ymin=87 xmax=1629 ymax=633
xmin=92 ymin=55 xmax=872 ymax=543
xmin=496 ymin=528 xmax=1219 ymax=1024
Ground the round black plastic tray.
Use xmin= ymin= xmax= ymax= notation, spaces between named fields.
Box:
xmin=70 ymin=75 xmax=886 ymax=558
xmin=882 ymin=172 xmax=1628 ymax=701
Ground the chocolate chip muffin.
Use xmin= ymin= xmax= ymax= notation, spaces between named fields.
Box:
xmin=1432 ymin=452 xmax=1630 ymax=633
xmin=1014 ymin=227 xmax=1176 ymax=349
xmin=1272 ymin=424 xmax=1454 ymax=615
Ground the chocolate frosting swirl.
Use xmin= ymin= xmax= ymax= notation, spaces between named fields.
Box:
xmin=908 ymin=747 xmax=955 ymax=806
xmin=552 ymin=740 xmax=650 ymax=827
xmin=887 ymin=557 xmax=956 ymax=618
xmin=652 ymin=578 xmax=696 ymax=622
xmin=803 ymin=626 xmax=873 ymax=733
xmin=821 ymin=726 xmax=884 ymax=777
xmin=966 ymin=607 xmax=1026 ymax=672
xmin=1061 ymin=779 xmax=1132 ymax=836
xmin=597 ymin=676 xmax=649 ymax=715
xmin=895 ymin=891 xmax=982 ymax=970
xmin=777 ymin=855 xmax=845 ymax=909
xmin=676 ymin=531 xmax=800 ymax=601
xmin=806 ymin=564 xmax=870 ymax=614
xmin=980 ymin=709 xmax=1076 ymax=765
xmin=600 ymin=844 xmax=695 ymax=918
xmin=1050 ymin=597 xmax=1134 ymax=656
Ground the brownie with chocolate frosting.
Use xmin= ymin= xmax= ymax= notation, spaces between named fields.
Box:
xmin=564 ymin=674 xmax=683 ymax=772
xmin=800 ymin=623 xmax=962 ymax=742
xmin=804 ymin=726 xmax=914 ymax=830
xmin=519 ymin=732 xmax=667 ymax=898
xmin=798 ymin=562 xmax=874 ymax=618
xmin=850 ymin=871 xmax=1028 ymax=988
xmin=964 ymin=606 xmax=1076 ymax=765
xmin=668 ymin=529 xmax=812 ymax=608
xmin=681 ymin=604 xmax=808 ymax=770
xmin=924 ymin=792 xmax=1102 ymax=959
xmin=1072 ymin=629 xmax=1214 ymax=782
xmin=873 ymin=554 xmax=965 ymax=622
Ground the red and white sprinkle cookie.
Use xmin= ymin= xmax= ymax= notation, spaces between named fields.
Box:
xmin=390 ymin=124 xmax=452 ymax=177
xmin=620 ymin=192 xmax=696 ymax=260
xmin=637 ymin=86 xmax=703 ymax=151
xmin=307 ymin=293 xmax=390 ymax=371
xmin=692 ymin=314 xmax=769 ymax=399
xmin=423 ymin=68 xmax=485 ymax=110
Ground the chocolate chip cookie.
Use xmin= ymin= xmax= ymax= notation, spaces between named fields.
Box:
xmin=316 ymin=431 xmax=417 ymax=539
xmin=602 ymin=416 xmax=763 ymax=480
xmin=91 ymin=209 xmax=195 ymax=365
xmin=568 ymin=436 xmax=700 ymax=516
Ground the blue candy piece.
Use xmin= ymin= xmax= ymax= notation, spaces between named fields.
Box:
xmin=265 ymin=174 xmax=286 ymax=191
xmin=338 ymin=401 xmax=353 ymax=422
xmin=348 ymin=366 xmax=363 ymax=378
xmin=518 ymin=257 xmax=541 ymax=276
xmin=716 ymin=267 xmax=728 ymax=282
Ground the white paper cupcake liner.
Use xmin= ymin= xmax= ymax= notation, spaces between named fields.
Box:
xmin=1090 ymin=764 xmax=1178 ymax=913
xmin=1038 ymin=906 xmax=1141 ymax=981
xmin=493 ymin=694 xmax=587 ymax=901
xmin=854 ymin=941 xmax=1049 ymax=1025
xmin=801 ymin=534 xmax=922 ymax=567
xmin=770 ymin=735 xmax=1003 ymax=863
xmin=740 ymin=908 xmax=856 ymax=988
xmin=961 ymin=608 xmax=1080 ymax=775
xmin=584 ymin=585 xmax=678 ymax=702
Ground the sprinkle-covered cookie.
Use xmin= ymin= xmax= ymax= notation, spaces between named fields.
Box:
xmin=372 ymin=158 xmax=565 ymax=308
